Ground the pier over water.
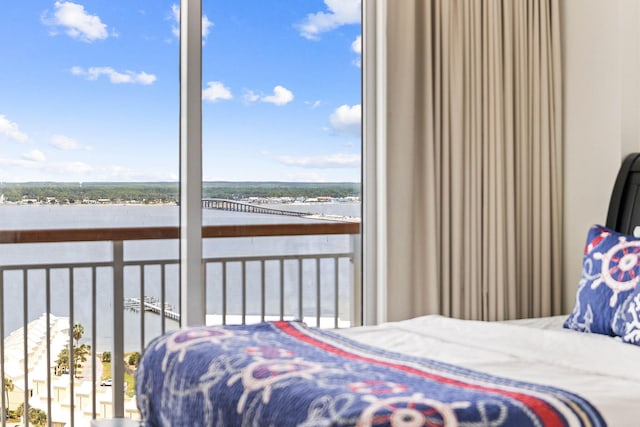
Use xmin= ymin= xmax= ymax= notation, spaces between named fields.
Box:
xmin=124 ymin=296 xmax=180 ymax=321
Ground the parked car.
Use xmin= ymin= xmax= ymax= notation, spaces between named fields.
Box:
xmin=100 ymin=378 xmax=113 ymax=386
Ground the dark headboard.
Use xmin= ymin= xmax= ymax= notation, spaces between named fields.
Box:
xmin=606 ymin=152 xmax=640 ymax=235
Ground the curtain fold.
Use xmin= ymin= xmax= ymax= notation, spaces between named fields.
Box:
xmin=384 ymin=0 xmax=563 ymax=321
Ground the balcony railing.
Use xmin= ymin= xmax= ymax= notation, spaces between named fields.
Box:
xmin=0 ymin=222 xmax=361 ymax=426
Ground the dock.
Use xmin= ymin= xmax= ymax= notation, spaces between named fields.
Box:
xmin=124 ymin=296 xmax=180 ymax=321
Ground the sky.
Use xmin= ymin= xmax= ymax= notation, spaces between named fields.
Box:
xmin=0 ymin=0 xmax=361 ymax=183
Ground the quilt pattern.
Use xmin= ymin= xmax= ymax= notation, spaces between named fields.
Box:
xmin=136 ymin=321 xmax=605 ymax=427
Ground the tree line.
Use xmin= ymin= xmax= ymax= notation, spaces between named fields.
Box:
xmin=0 ymin=182 xmax=361 ymax=203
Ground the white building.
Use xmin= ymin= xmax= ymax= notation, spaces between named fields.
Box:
xmin=3 ymin=314 xmax=139 ymax=426
xmin=3 ymin=314 xmax=69 ymax=412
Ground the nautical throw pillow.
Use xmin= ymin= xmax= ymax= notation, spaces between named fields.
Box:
xmin=612 ymin=284 xmax=640 ymax=345
xmin=564 ymin=224 xmax=640 ymax=336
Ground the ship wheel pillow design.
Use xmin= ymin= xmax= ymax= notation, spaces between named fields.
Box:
xmin=564 ymin=224 xmax=640 ymax=336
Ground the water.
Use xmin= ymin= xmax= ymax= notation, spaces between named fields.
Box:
xmin=0 ymin=203 xmax=360 ymax=351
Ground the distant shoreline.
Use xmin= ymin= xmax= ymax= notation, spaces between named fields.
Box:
xmin=0 ymin=182 xmax=361 ymax=205
xmin=0 ymin=198 xmax=361 ymax=207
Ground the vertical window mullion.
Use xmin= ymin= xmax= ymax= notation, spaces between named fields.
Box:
xmin=180 ymin=0 xmax=205 ymax=326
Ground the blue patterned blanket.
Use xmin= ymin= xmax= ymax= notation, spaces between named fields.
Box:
xmin=136 ymin=321 xmax=605 ymax=427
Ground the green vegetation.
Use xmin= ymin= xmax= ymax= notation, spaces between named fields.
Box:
xmin=15 ymin=404 xmax=47 ymax=426
xmin=0 ymin=182 xmax=178 ymax=204
xmin=202 ymin=182 xmax=361 ymax=200
xmin=55 ymin=322 xmax=91 ymax=377
xmin=3 ymin=376 xmax=14 ymax=418
xmin=101 ymin=354 xmax=136 ymax=398
xmin=128 ymin=352 xmax=140 ymax=367
xmin=0 ymin=181 xmax=360 ymax=203
xmin=101 ymin=361 xmax=111 ymax=381
xmin=5 ymin=408 xmax=19 ymax=421
xmin=124 ymin=371 xmax=136 ymax=398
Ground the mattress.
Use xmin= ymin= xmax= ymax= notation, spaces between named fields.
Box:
xmin=136 ymin=313 xmax=640 ymax=426
xmin=336 ymin=315 xmax=640 ymax=427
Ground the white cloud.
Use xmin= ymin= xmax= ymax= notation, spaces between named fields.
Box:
xmin=202 ymin=15 xmax=214 ymax=40
xmin=170 ymin=4 xmax=213 ymax=43
xmin=305 ymin=100 xmax=322 ymax=109
xmin=243 ymin=90 xmax=260 ymax=103
xmin=71 ymin=66 xmax=157 ymax=85
xmin=0 ymin=157 xmax=178 ymax=182
xmin=51 ymin=161 xmax=93 ymax=175
xmin=330 ymin=104 xmax=361 ymax=134
xmin=22 ymin=149 xmax=46 ymax=162
xmin=261 ymin=86 xmax=294 ymax=106
xmin=352 ymin=35 xmax=362 ymax=54
xmin=0 ymin=115 xmax=28 ymax=143
xmin=352 ymin=35 xmax=362 ymax=67
xmin=244 ymin=86 xmax=294 ymax=106
xmin=90 ymin=165 xmax=178 ymax=181
xmin=170 ymin=4 xmax=184 ymax=38
xmin=297 ymin=0 xmax=361 ymax=40
xmin=0 ymin=158 xmax=38 ymax=170
xmin=42 ymin=1 xmax=110 ymax=42
xmin=278 ymin=153 xmax=360 ymax=168
xmin=0 ymin=157 xmax=90 ymax=174
xmin=203 ymin=81 xmax=233 ymax=103
xmin=171 ymin=4 xmax=179 ymax=36
xmin=50 ymin=134 xmax=92 ymax=151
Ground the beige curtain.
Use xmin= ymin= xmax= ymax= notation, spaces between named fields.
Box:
xmin=383 ymin=0 xmax=563 ymax=321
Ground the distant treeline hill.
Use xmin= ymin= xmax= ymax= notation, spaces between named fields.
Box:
xmin=0 ymin=182 xmax=361 ymax=203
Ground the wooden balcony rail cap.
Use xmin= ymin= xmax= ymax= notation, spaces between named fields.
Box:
xmin=0 ymin=222 xmax=361 ymax=244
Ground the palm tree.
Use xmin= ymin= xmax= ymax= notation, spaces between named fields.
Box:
xmin=72 ymin=322 xmax=84 ymax=347
xmin=29 ymin=407 xmax=47 ymax=427
xmin=57 ymin=323 xmax=91 ymax=377
xmin=74 ymin=343 xmax=91 ymax=374
xmin=3 ymin=376 xmax=14 ymax=414
xmin=55 ymin=347 xmax=70 ymax=374
xmin=15 ymin=403 xmax=47 ymax=427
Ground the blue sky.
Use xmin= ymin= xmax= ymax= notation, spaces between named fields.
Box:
xmin=0 ymin=0 xmax=361 ymax=183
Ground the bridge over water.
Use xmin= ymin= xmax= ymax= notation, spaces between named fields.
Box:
xmin=202 ymin=198 xmax=311 ymax=217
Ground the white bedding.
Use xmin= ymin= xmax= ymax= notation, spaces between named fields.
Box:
xmin=337 ymin=315 xmax=640 ymax=427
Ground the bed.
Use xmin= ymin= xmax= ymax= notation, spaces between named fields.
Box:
xmin=135 ymin=154 xmax=640 ymax=427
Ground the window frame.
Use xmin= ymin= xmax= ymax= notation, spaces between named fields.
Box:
xmin=179 ymin=0 xmax=378 ymax=326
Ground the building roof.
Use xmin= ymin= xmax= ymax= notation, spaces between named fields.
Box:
xmin=3 ymin=313 xmax=70 ymax=389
